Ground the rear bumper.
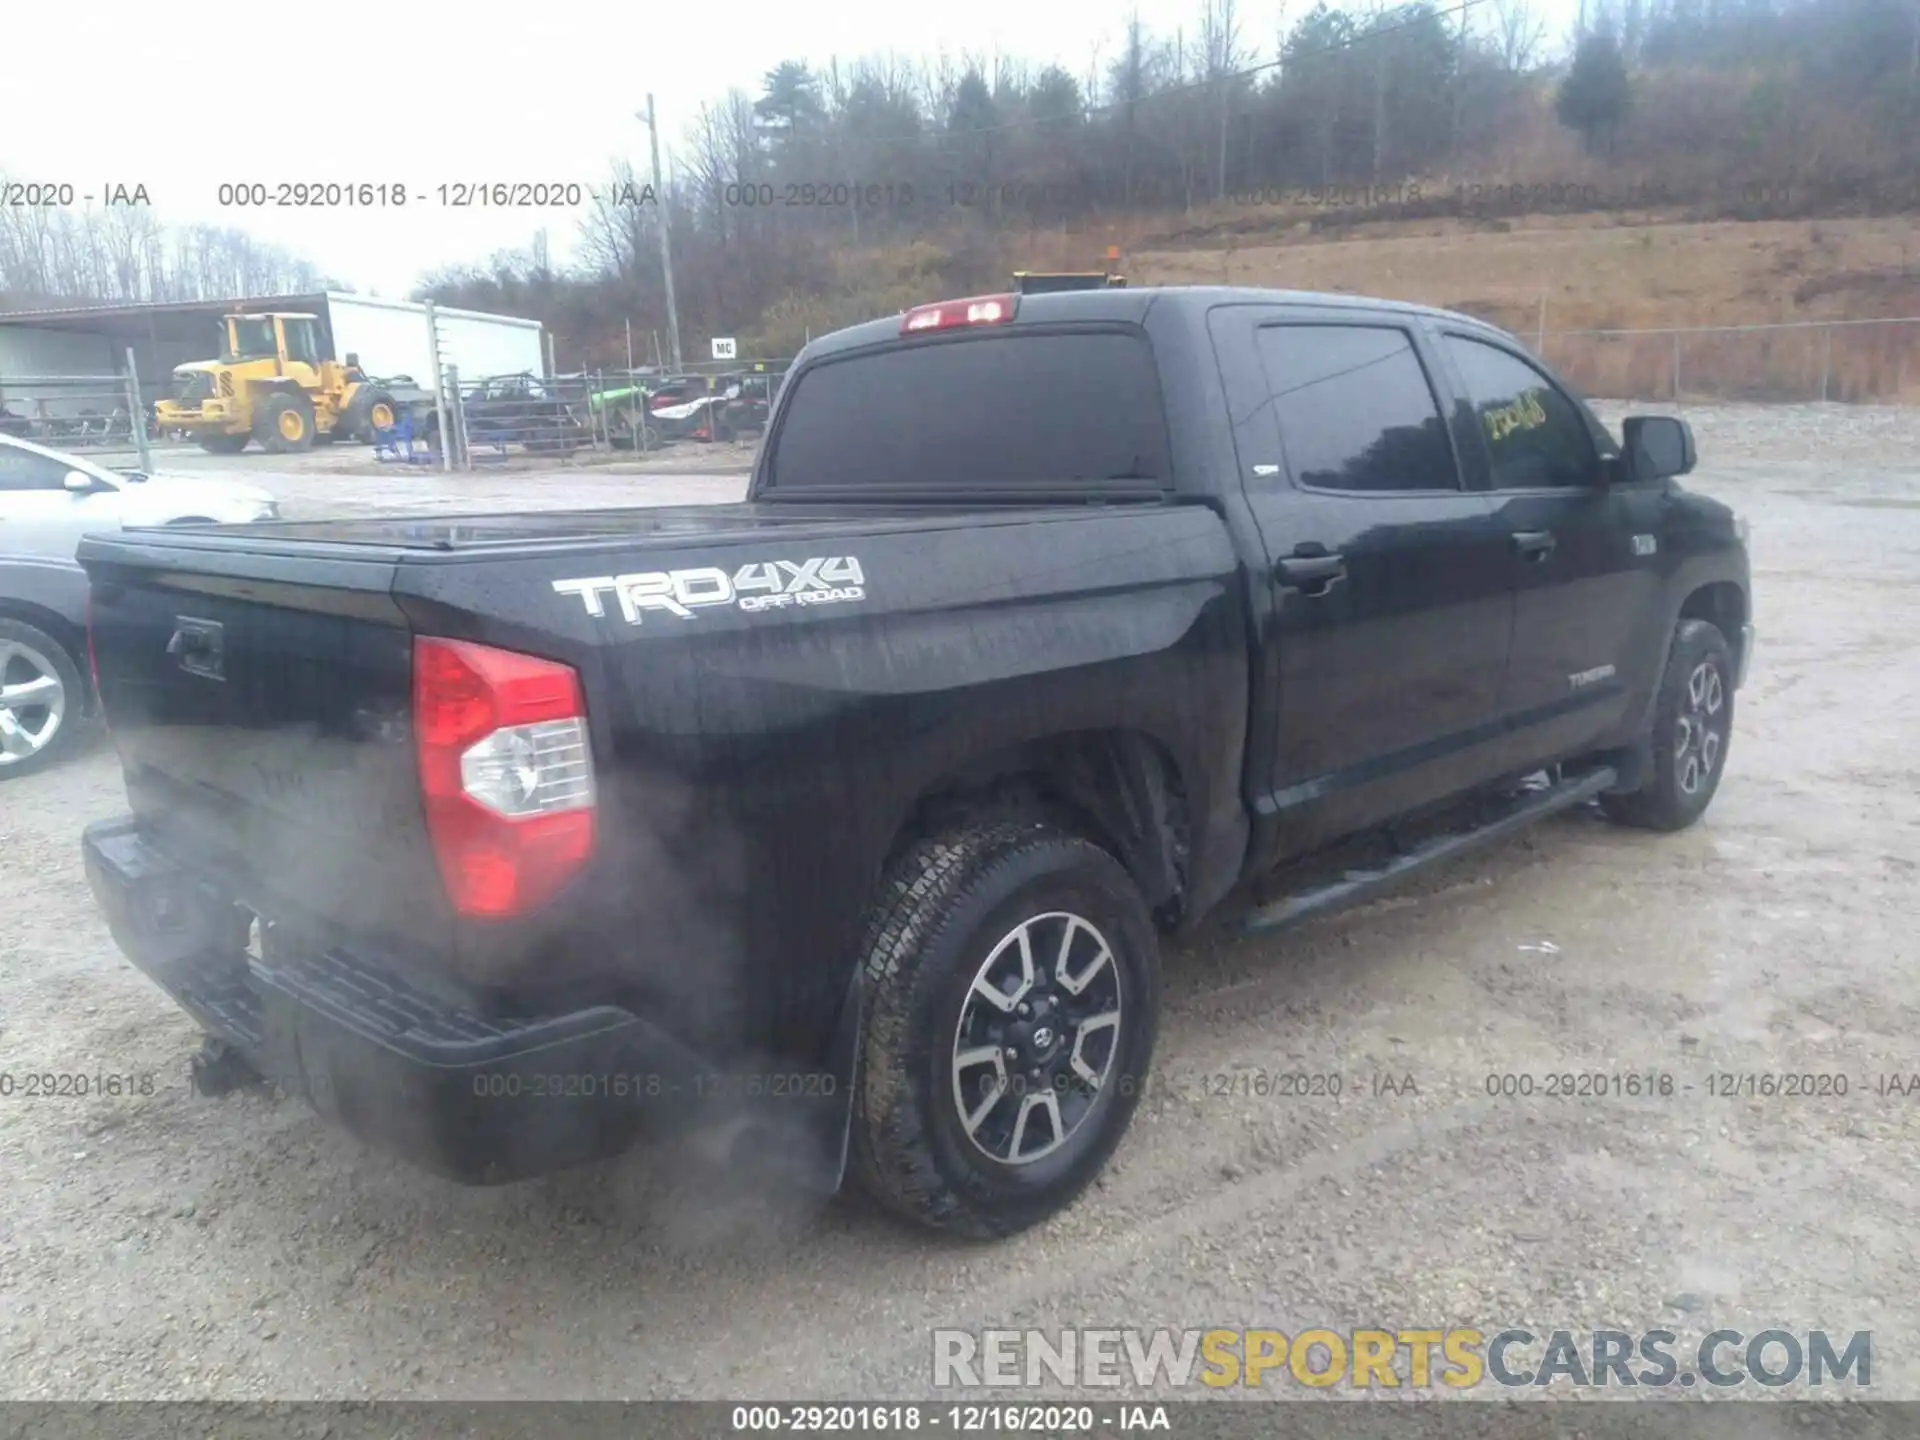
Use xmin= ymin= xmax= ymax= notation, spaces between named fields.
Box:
xmin=81 ymin=816 xmax=728 ymax=1184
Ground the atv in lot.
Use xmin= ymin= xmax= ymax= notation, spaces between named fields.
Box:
xmin=638 ymin=373 xmax=768 ymax=444
xmin=459 ymin=373 xmax=587 ymax=454
xmin=587 ymin=379 xmax=666 ymax=451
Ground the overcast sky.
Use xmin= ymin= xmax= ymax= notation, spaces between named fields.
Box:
xmin=3 ymin=0 xmax=1580 ymax=298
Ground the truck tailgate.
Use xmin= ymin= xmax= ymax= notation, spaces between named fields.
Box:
xmin=82 ymin=536 xmax=453 ymax=964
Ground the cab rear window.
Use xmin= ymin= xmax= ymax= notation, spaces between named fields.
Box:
xmin=765 ymin=330 xmax=1170 ymax=494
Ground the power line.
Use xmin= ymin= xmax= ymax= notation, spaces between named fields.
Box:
xmin=845 ymin=0 xmax=1490 ymax=151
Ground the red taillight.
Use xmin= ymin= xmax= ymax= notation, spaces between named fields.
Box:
xmin=901 ymin=293 xmax=1018 ymax=334
xmin=412 ymin=636 xmax=596 ymax=921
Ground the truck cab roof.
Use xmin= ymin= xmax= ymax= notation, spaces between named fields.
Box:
xmin=803 ymin=285 xmax=1513 ymax=361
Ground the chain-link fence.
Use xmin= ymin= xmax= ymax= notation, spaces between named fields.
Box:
xmin=0 ymin=366 xmax=153 ymax=471
xmin=1538 ymin=316 xmax=1920 ymax=405
xmin=18 ymin=307 xmax=1915 ymax=477
xmin=382 ymin=355 xmax=790 ymax=471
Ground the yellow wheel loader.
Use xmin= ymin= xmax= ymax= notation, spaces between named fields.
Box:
xmin=154 ymin=313 xmax=399 ymax=455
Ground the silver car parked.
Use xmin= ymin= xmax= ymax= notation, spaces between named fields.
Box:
xmin=0 ymin=433 xmax=280 ymax=779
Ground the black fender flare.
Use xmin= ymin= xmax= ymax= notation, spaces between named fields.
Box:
xmin=1610 ymin=567 xmax=1749 ymax=792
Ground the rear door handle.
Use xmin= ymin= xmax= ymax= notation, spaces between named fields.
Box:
xmin=1511 ymin=530 xmax=1556 ymax=561
xmin=1275 ymin=553 xmax=1347 ymax=596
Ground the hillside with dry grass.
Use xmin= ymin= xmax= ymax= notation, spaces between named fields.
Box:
xmin=1146 ymin=213 xmax=1919 ymax=399
xmin=403 ymin=0 xmax=1920 ymax=401
xmin=1003 ymin=205 xmax=1920 ymax=401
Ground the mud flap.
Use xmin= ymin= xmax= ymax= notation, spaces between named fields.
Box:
xmin=818 ymin=960 xmax=864 ymax=1193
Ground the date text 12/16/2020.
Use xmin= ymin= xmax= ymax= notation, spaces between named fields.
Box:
xmin=207 ymin=180 xmax=921 ymax=209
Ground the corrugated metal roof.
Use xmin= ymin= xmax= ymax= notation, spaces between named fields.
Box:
xmin=0 ymin=294 xmax=328 ymax=324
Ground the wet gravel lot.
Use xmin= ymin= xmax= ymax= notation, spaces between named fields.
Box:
xmin=1 ymin=402 xmax=1917 ymax=1403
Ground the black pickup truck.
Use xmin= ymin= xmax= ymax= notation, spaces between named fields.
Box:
xmin=77 ymin=286 xmax=1752 ymax=1238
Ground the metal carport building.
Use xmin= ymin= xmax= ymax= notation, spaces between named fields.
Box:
xmin=0 ymin=292 xmax=547 ymax=413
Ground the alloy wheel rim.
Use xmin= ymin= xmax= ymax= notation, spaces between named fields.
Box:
xmin=0 ymin=640 xmax=67 ymax=765
xmin=1675 ymin=659 xmax=1726 ymax=796
xmin=951 ymin=911 xmax=1123 ymax=1166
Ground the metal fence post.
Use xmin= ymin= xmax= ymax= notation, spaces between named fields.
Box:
xmin=445 ymin=365 xmax=471 ymax=472
xmin=1820 ymin=326 xmax=1833 ymax=403
xmin=123 ymin=347 xmax=152 ymax=472
xmin=425 ymin=301 xmax=452 ymax=474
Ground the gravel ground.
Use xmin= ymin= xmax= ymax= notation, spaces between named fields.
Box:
xmin=2 ymin=402 xmax=1918 ymax=1403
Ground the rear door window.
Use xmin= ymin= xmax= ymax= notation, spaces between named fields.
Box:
xmin=765 ymin=330 xmax=1169 ymax=494
xmin=1253 ymin=323 xmax=1460 ymax=494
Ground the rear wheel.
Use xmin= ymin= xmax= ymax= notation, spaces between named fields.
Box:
xmin=0 ymin=619 xmax=83 ymax=780
xmin=1600 ymin=619 xmax=1735 ymax=832
xmin=849 ymin=818 xmax=1161 ymax=1237
xmin=196 ymin=433 xmax=250 ymax=455
xmin=256 ymin=392 xmax=316 ymax=454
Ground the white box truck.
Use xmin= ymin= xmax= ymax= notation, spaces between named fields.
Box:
xmin=319 ymin=294 xmax=545 ymax=385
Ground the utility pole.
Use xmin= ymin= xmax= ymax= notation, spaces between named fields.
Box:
xmin=638 ymin=96 xmax=683 ymax=372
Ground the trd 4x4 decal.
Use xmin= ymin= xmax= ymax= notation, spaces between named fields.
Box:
xmin=553 ymin=556 xmax=867 ymax=624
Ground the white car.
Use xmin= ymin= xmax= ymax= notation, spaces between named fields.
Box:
xmin=0 ymin=433 xmax=278 ymax=780
xmin=0 ymin=432 xmax=279 ymax=561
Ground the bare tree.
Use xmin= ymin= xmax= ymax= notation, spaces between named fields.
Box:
xmin=1201 ymin=0 xmax=1246 ymax=197
xmin=1114 ymin=13 xmax=1150 ymax=204
xmin=1491 ymin=0 xmax=1549 ymax=71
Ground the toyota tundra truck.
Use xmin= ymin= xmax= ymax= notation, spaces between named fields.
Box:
xmin=77 ymin=286 xmax=1753 ymax=1238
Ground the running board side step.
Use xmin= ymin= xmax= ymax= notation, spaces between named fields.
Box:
xmin=1241 ymin=766 xmax=1617 ymax=935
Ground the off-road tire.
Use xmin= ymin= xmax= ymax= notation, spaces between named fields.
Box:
xmin=347 ymin=388 xmax=398 ymax=443
xmin=255 ymin=392 xmax=316 ymax=454
xmin=848 ymin=818 xmax=1161 ymax=1238
xmin=1600 ymin=618 xmax=1735 ymax=832
xmin=0 ymin=618 xmax=85 ymax=781
xmin=196 ymin=433 xmax=250 ymax=455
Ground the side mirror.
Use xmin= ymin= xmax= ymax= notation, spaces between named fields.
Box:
xmin=1621 ymin=415 xmax=1696 ymax=482
xmin=63 ymin=470 xmax=95 ymax=494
